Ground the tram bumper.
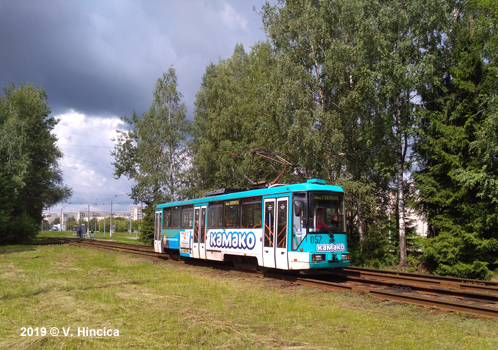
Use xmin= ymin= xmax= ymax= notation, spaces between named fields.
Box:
xmin=311 ymin=252 xmax=350 ymax=263
xmin=288 ymin=252 xmax=350 ymax=269
xmin=308 ymin=252 xmax=350 ymax=269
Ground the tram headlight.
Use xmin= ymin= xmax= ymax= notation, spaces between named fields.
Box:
xmin=311 ymin=254 xmax=325 ymax=262
xmin=328 ymin=253 xmax=351 ymax=262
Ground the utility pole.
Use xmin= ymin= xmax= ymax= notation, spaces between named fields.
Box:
xmin=110 ymin=201 xmax=113 ymax=237
xmin=87 ymin=205 xmax=90 ymax=236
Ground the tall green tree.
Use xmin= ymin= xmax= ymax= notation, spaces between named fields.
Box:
xmin=112 ymin=68 xmax=190 ymax=243
xmin=260 ymin=0 xmax=391 ymax=262
xmin=0 ymin=82 xmax=72 ymax=243
xmin=260 ymin=0 xmax=447 ymax=266
xmin=192 ymin=41 xmax=329 ymax=192
xmin=415 ymin=0 xmax=498 ymax=279
xmin=192 ymin=44 xmax=294 ymax=191
xmin=372 ymin=0 xmax=448 ymax=266
xmin=192 ymin=45 xmax=254 ymax=190
xmin=452 ymin=0 xmax=498 ymax=201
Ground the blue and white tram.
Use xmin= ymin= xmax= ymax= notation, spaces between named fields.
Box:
xmin=154 ymin=179 xmax=350 ymax=270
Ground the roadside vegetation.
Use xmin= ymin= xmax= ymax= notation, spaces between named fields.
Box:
xmin=1 ymin=245 xmax=497 ymax=349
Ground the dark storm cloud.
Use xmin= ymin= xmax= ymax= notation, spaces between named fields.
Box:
xmin=1 ymin=0 xmax=271 ymax=214
xmin=1 ymin=0 xmax=151 ymax=116
xmin=0 ymin=0 xmax=269 ymax=118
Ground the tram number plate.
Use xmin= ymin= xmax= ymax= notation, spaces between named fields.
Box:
xmin=309 ymin=236 xmax=322 ymax=244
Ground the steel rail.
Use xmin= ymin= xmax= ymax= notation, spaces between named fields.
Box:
xmin=265 ymin=273 xmax=498 ymax=318
xmin=59 ymin=237 xmax=153 ymax=251
xmin=71 ymin=240 xmax=153 ymax=252
xmin=340 ymin=274 xmax=498 ymax=303
xmin=65 ymin=239 xmax=162 ymax=258
xmin=343 ymin=267 xmax=498 ymax=288
xmin=337 ymin=268 xmax=498 ymax=296
xmin=367 ymin=291 xmax=498 ymax=319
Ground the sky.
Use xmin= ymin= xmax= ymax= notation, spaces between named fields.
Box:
xmin=0 ymin=0 xmax=272 ymax=216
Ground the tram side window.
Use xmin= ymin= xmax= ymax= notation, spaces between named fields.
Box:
xmin=155 ymin=212 xmax=162 ymax=240
xmin=181 ymin=206 xmax=193 ymax=229
xmin=208 ymin=203 xmax=223 ymax=229
xmin=241 ymin=197 xmax=262 ymax=228
xmin=163 ymin=209 xmax=171 ymax=229
xmin=224 ymin=200 xmax=240 ymax=228
xmin=277 ymin=200 xmax=287 ymax=248
xmin=171 ymin=207 xmax=182 ymax=228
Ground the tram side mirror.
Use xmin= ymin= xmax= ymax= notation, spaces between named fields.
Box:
xmin=293 ymin=201 xmax=302 ymax=217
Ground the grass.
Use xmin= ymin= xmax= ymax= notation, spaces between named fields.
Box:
xmin=1 ymin=245 xmax=497 ymax=349
xmin=36 ymin=231 xmax=147 ymax=246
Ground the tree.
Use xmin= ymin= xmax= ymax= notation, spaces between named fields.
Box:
xmin=259 ymin=0 xmax=447 ymax=266
xmin=192 ymin=44 xmax=273 ymax=191
xmin=0 ymin=82 xmax=72 ymax=243
xmin=51 ymin=217 xmax=61 ymax=226
xmin=414 ymin=0 xmax=498 ymax=279
xmin=0 ymin=173 xmax=14 ymax=236
xmin=192 ymin=41 xmax=328 ymax=192
xmin=451 ymin=0 xmax=498 ymax=202
xmin=372 ymin=0 xmax=448 ymax=266
xmin=261 ymin=1 xmax=382 ymax=261
xmin=112 ymin=68 xmax=190 ymax=243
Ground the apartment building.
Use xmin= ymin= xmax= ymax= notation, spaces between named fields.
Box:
xmin=131 ymin=205 xmax=144 ymax=221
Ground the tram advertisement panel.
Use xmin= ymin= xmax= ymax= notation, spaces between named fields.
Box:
xmin=206 ymin=229 xmax=262 ymax=253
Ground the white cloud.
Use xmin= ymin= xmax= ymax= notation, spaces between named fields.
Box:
xmin=220 ymin=2 xmax=249 ymax=33
xmin=49 ymin=110 xmax=135 ymax=214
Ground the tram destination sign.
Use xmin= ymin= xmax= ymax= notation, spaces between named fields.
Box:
xmin=313 ymin=194 xmax=340 ymax=201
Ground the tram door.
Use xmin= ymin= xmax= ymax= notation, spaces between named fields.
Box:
xmin=154 ymin=211 xmax=162 ymax=253
xmin=263 ymin=198 xmax=289 ymax=269
xmin=193 ymin=205 xmax=207 ymax=259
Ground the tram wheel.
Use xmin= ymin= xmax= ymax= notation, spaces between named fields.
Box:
xmin=233 ymin=257 xmax=243 ymax=269
xmin=258 ymin=266 xmax=270 ymax=273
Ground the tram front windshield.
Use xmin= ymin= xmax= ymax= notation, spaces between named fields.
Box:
xmin=292 ymin=191 xmax=345 ymax=250
xmin=308 ymin=192 xmax=345 ymax=233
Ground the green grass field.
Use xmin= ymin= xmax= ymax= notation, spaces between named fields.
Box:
xmin=1 ymin=244 xmax=497 ymax=349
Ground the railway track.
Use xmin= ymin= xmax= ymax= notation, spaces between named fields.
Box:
xmin=51 ymin=237 xmax=498 ymax=319
xmin=342 ymin=266 xmax=498 ymax=290
xmin=268 ymin=271 xmax=498 ymax=319
xmin=57 ymin=238 xmax=162 ymax=259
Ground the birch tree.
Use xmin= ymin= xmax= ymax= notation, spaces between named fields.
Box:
xmin=261 ymin=0 xmax=447 ymax=266
xmin=112 ymin=68 xmax=190 ymax=242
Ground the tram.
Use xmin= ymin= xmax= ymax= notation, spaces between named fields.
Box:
xmin=154 ymin=179 xmax=350 ymax=270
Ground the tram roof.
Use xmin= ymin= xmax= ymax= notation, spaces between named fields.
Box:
xmin=156 ymin=179 xmax=344 ymax=209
